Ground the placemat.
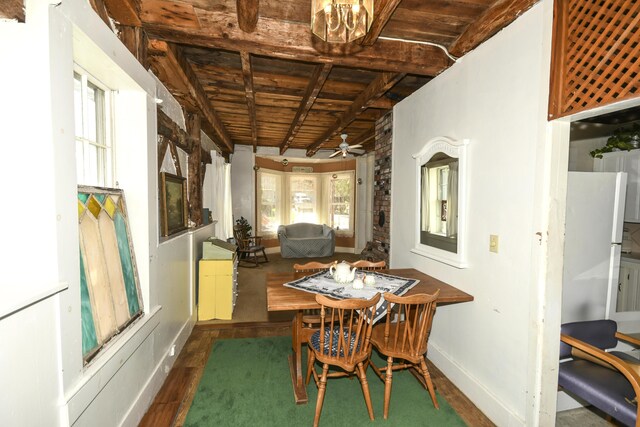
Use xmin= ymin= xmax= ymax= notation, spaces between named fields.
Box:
xmin=284 ymin=270 xmax=419 ymax=323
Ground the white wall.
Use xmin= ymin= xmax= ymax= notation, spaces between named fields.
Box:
xmin=0 ymin=1 xmax=216 ymax=425
xmin=391 ymin=2 xmax=556 ymax=425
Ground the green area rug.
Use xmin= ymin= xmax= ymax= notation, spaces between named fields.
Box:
xmin=185 ymin=336 xmax=465 ymax=426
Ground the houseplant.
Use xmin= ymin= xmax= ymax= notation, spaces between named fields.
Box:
xmin=235 ymin=216 xmax=252 ymax=237
xmin=590 ymin=123 xmax=640 ymax=158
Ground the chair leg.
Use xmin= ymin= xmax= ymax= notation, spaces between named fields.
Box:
xmin=313 ymin=364 xmax=330 ymax=427
xmin=419 ymin=357 xmax=439 ymax=409
xmin=383 ymin=356 xmax=394 ymax=419
xmin=356 ymin=362 xmax=375 ymax=421
xmin=262 ymin=248 xmax=268 ymax=262
xmin=306 ymin=350 xmax=316 ymax=385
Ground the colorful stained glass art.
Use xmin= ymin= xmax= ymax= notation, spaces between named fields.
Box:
xmin=77 ymin=186 xmax=143 ymax=362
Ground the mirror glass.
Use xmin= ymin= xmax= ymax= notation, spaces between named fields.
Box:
xmin=420 ymin=153 xmax=458 ymax=253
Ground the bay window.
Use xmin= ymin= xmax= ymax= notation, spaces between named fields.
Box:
xmin=257 ymin=169 xmax=355 ymax=237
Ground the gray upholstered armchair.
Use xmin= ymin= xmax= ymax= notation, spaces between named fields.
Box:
xmin=277 ymin=223 xmax=335 ymax=258
xmin=559 ymin=320 xmax=640 ymax=427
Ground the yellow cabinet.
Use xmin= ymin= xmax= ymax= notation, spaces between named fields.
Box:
xmin=198 ymin=257 xmax=238 ymax=321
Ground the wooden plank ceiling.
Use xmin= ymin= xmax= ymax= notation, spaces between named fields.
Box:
xmin=102 ymin=0 xmax=538 ymax=156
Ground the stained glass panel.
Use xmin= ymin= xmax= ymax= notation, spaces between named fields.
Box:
xmin=78 ymin=185 xmax=143 ymax=364
xmin=79 ymin=250 xmax=98 ymax=357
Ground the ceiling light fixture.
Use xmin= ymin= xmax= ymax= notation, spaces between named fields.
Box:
xmin=311 ymin=0 xmax=373 ymax=43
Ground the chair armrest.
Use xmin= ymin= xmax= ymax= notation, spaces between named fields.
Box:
xmin=561 ymin=334 xmax=640 ymax=400
xmin=616 ymin=331 xmax=640 ymax=348
xmin=250 ymin=236 xmax=262 ymax=245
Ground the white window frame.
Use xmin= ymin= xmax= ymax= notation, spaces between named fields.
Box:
xmin=74 ymin=66 xmax=115 ymax=187
xmin=412 ymin=136 xmax=470 ymax=268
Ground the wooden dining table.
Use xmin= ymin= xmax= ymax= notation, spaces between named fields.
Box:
xmin=266 ymin=268 xmax=474 ymax=404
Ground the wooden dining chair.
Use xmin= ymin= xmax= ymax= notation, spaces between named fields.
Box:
xmin=293 ymin=261 xmax=337 ymax=328
xmin=293 ymin=261 xmax=336 ymax=273
xmin=368 ymin=290 xmax=440 ymax=419
xmin=348 ymin=260 xmax=386 ymax=271
xmin=306 ymin=293 xmax=381 ymax=427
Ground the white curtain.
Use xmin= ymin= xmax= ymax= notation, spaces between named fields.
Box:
xmin=421 ymin=165 xmax=430 ymax=232
xmin=446 ymin=161 xmax=458 ymax=237
xmin=205 ymin=151 xmax=233 ymax=240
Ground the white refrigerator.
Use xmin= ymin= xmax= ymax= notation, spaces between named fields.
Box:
xmin=561 ymin=171 xmax=627 ymax=323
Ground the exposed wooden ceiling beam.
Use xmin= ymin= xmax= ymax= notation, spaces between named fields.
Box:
xmin=306 ymin=72 xmax=405 ymax=156
xmin=236 ymin=0 xmax=259 ymax=33
xmin=0 ymin=0 xmax=25 ymax=22
xmin=350 ymin=127 xmax=376 ymax=148
xmin=89 ymin=0 xmax=112 ymax=27
xmin=279 ymin=63 xmax=333 ymax=155
xmin=148 ymin=39 xmax=234 ymax=153
xmin=104 ymin=0 xmax=141 ymax=26
xmin=141 ymin=7 xmax=451 ymax=76
xmin=360 ymin=0 xmax=403 ymax=46
xmin=449 ymin=0 xmax=539 ymax=58
xmin=240 ymin=51 xmax=258 ymax=152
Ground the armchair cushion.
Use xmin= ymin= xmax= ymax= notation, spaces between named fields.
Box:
xmin=277 ymin=223 xmax=335 ymax=258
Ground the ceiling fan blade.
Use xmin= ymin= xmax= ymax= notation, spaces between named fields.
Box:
xmin=329 ymin=150 xmax=342 ymax=158
xmin=350 ymin=148 xmax=365 ymax=155
xmin=348 ymin=144 xmax=363 ymax=149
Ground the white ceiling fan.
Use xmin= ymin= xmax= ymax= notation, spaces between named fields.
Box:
xmin=329 ymin=133 xmax=365 ymax=158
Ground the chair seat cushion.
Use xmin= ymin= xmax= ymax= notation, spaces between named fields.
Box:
xmin=559 ymin=358 xmax=637 ymax=426
xmin=310 ymin=327 xmax=360 ymax=357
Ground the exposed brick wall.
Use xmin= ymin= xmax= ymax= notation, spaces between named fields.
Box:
xmin=372 ymin=111 xmax=393 ymax=264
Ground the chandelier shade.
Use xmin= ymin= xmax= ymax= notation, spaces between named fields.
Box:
xmin=311 ymin=0 xmax=374 ymax=43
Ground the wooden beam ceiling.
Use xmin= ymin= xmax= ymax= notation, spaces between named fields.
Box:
xmin=236 ymin=0 xmax=259 ymax=33
xmin=141 ymin=6 xmax=452 ymax=76
xmin=239 ymin=51 xmax=258 ymax=151
xmin=360 ymin=0 xmax=403 ymax=46
xmin=148 ymin=40 xmax=234 ymax=153
xmin=449 ymin=0 xmax=539 ymax=58
xmin=279 ymin=63 xmax=332 ymax=154
xmin=103 ymin=0 xmax=141 ymax=26
xmin=0 ymin=0 xmax=25 ymax=22
xmin=306 ymin=72 xmax=405 ymax=156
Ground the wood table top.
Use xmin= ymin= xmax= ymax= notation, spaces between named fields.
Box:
xmin=267 ymin=268 xmax=473 ymax=312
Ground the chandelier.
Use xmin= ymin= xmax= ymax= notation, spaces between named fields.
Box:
xmin=311 ymin=0 xmax=374 ymax=43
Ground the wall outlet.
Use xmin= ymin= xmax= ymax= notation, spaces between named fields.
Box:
xmin=490 ymin=235 xmax=499 ymax=253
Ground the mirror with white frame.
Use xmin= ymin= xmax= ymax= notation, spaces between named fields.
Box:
xmin=412 ymin=136 xmax=469 ymax=268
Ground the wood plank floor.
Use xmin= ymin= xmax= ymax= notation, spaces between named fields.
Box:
xmin=139 ymin=321 xmax=495 ymax=427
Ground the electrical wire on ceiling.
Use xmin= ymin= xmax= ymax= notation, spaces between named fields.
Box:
xmin=378 ymin=36 xmax=459 ymax=63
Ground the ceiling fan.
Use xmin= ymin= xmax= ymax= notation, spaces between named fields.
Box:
xmin=329 ymin=133 xmax=365 ymax=158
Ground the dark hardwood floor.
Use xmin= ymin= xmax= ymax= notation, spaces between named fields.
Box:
xmin=139 ymin=321 xmax=494 ymax=427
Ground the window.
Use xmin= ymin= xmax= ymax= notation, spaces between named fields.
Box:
xmin=289 ymin=175 xmax=319 ymax=224
xmin=74 ymin=70 xmax=113 ymax=187
xmin=259 ymin=171 xmax=283 ymax=234
xmin=257 ymin=169 xmax=355 ymax=237
xmin=413 ymin=137 xmax=469 ymax=268
xmin=328 ymin=173 xmax=353 ymax=232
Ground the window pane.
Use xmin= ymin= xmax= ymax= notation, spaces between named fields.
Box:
xmin=329 ymin=176 xmax=352 ymax=231
xmin=260 ymin=173 xmax=281 ymax=234
xmin=84 ymin=143 xmax=99 ymax=186
xmin=74 ymin=75 xmax=83 ymax=137
xmin=290 ymin=176 xmax=317 ymax=223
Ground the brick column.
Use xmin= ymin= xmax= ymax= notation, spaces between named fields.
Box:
xmin=372 ymin=111 xmax=392 ymax=264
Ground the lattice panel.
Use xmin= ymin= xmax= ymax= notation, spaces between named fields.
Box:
xmin=549 ymin=0 xmax=640 ymax=119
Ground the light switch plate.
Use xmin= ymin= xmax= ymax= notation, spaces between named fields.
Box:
xmin=490 ymin=235 xmax=499 ymax=253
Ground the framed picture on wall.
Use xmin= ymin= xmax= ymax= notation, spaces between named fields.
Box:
xmin=160 ymin=172 xmax=188 ymax=236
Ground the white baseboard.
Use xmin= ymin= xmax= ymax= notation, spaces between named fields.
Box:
xmin=119 ymin=317 xmax=195 ymax=427
xmin=428 ymin=342 xmax=524 ymax=426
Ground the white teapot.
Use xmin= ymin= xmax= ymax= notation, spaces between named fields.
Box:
xmin=329 ymin=261 xmax=356 ymax=284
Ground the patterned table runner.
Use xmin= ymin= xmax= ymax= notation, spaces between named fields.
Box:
xmin=284 ymin=270 xmax=420 ymax=323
